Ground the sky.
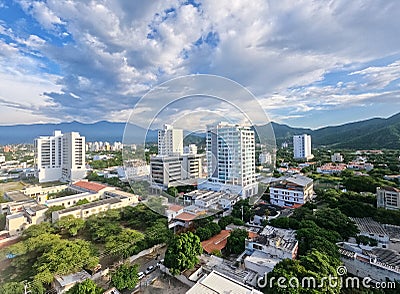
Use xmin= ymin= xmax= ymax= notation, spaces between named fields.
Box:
xmin=0 ymin=0 xmax=399 ymax=129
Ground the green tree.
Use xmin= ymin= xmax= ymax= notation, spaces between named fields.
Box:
xmin=225 ymin=229 xmax=248 ymax=255
xmin=196 ymin=227 xmax=212 ymax=241
xmin=66 ymin=279 xmax=103 ymax=294
xmin=167 ymin=186 xmax=178 ymax=197
xmin=85 ymin=217 xmax=122 ymax=242
xmin=145 ymin=219 xmax=172 ymax=247
xmin=110 ymin=263 xmax=139 ymax=290
xmin=105 ymin=228 xmax=144 ymax=258
xmin=315 ymin=208 xmax=359 ymax=240
xmin=231 ymin=200 xmax=253 ymax=222
xmin=164 ymin=232 xmax=202 ymax=275
xmin=55 ymin=215 xmax=85 ymax=236
xmin=44 ymin=205 xmax=65 ymax=220
xmin=0 ymin=282 xmax=24 ymax=294
xmin=74 ymin=199 xmax=90 ymax=206
xmin=22 ymin=222 xmax=54 ymax=239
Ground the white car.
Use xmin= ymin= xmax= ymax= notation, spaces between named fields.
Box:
xmin=145 ymin=265 xmax=155 ymax=275
xmin=138 ymin=271 xmax=145 ymax=280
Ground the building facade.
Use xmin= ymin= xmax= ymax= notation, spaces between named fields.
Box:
xmin=269 ymin=175 xmax=314 ymax=207
xmin=377 ymin=186 xmax=400 ymax=210
xmin=204 ymin=122 xmax=257 ymax=198
xmin=158 ymin=124 xmax=183 ymax=156
xmin=293 ymin=134 xmax=313 ymax=160
xmin=34 ymin=131 xmax=86 ymax=183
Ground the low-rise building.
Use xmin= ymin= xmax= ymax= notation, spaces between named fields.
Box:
xmin=6 ymin=204 xmax=47 ymax=236
xmin=244 ymin=226 xmax=298 ymax=275
xmin=186 ymin=270 xmax=262 ymax=294
xmin=338 ymin=242 xmax=400 ymax=283
xmin=269 ymin=175 xmax=314 ymax=207
xmin=52 ymin=270 xmax=91 ymax=293
xmin=317 ymin=163 xmax=347 ymax=175
xmin=377 ymin=186 xmax=400 ymax=210
xmin=350 ymin=217 xmax=389 ymax=247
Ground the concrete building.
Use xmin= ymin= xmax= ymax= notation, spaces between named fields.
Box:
xmin=150 ymin=153 xmax=204 ymax=188
xmin=377 ymin=186 xmax=400 ymax=210
xmin=52 ymin=270 xmax=91 ymax=293
xmin=293 ymin=134 xmax=313 ymax=161
xmin=158 ymin=124 xmax=183 ymax=156
xmin=202 ymin=122 xmax=257 ymax=198
xmin=269 ymin=175 xmax=314 ymax=207
xmin=34 ymin=131 xmax=86 ymax=183
xmin=186 ymin=270 xmax=262 ymax=294
xmin=5 ymin=204 xmax=47 ymax=236
xmin=338 ymin=242 xmax=400 ymax=283
xmin=244 ymin=226 xmax=298 ymax=276
xmin=350 ymin=217 xmax=389 ymax=247
xmin=331 ymin=152 xmax=344 ymax=163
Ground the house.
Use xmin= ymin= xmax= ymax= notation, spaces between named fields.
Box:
xmin=269 ymin=175 xmax=314 ymax=207
xmin=6 ymin=205 xmax=48 ymax=236
xmin=244 ymin=226 xmax=298 ymax=275
xmin=201 ymin=230 xmax=231 ymax=254
xmin=317 ymin=163 xmax=347 ymax=175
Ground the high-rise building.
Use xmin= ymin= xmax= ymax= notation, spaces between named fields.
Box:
xmin=202 ymin=122 xmax=257 ymax=198
xmin=158 ymin=124 xmax=183 ymax=156
xmin=34 ymin=131 xmax=86 ymax=183
xmin=293 ymin=134 xmax=313 ymax=160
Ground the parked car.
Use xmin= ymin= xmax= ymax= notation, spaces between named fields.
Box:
xmin=138 ymin=272 xmax=145 ymax=280
xmin=145 ymin=265 xmax=155 ymax=275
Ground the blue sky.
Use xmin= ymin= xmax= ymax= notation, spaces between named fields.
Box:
xmin=0 ymin=0 xmax=399 ymax=129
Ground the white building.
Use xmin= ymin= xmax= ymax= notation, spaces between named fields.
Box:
xmin=293 ymin=134 xmax=313 ymax=160
xmin=377 ymin=186 xmax=400 ymax=210
xmin=158 ymin=124 xmax=183 ymax=156
xmin=150 ymin=153 xmax=203 ymax=188
xmin=269 ymin=175 xmax=314 ymax=207
xmin=244 ymin=226 xmax=298 ymax=276
xmin=202 ymin=122 xmax=257 ymax=198
xmin=259 ymin=152 xmax=272 ymax=165
xmin=331 ymin=152 xmax=344 ymax=163
xmin=34 ymin=131 xmax=86 ymax=183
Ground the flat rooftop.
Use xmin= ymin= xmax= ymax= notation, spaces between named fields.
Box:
xmin=186 ymin=270 xmax=262 ymax=294
xmin=54 ymin=270 xmax=90 ymax=287
xmin=4 ymin=191 xmax=31 ymax=202
xmin=46 ymin=192 xmax=92 ymax=205
xmin=251 ymin=226 xmax=298 ymax=252
xmin=58 ymin=198 xmax=121 ymax=214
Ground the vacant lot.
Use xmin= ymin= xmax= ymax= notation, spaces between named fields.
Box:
xmin=0 ymin=181 xmax=26 ymax=199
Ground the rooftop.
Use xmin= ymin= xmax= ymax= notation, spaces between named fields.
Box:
xmin=72 ymin=181 xmax=108 ymax=192
xmin=168 ymin=204 xmax=184 ymax=212
xmin=379 ymin=186 xmax=400 ymax=193
xmin=350 ymin=217 xmax=388 ymax=236
xmin=54 ymin=270 xmax=90 ymax=287
xmin=201 ymin=230 xmax=230 ymax=254
xmin=250 ymin=226 xmax=298 ymax=252
xmin=58 ymin=198 xmax=121 ymax=214
xmin=186 ymin=270 xmax=262 ymax=294
xmin=175 ymin=212 xmax=198 ymax=222
xmin=4 ymin=191 xmax=31 ymax=202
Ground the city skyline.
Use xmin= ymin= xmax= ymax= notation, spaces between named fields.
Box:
xmin=0 ymin=0 xmax=399 ymax=129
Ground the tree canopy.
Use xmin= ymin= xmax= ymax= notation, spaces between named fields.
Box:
xmin=164 ymin=232 xmax=202 ymax=275
xmin=66 ymin=279 xmax=103 ymax=294
xmin=110 ymin=263 xmax=139 ymax=290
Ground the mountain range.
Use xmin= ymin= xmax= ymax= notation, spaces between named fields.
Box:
xmin=0 ymin=112 xmax=399 ymax=149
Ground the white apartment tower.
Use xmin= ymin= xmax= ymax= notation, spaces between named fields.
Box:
xmin=204 ymin=122 xmax=257 ymax=197
xmin=158 ymin=124 xmax=183 ymax=156
xmin=34 ymin=131 xmax=86 ymax=183
xmin=293 ymin=134 xmax=314 ymax=160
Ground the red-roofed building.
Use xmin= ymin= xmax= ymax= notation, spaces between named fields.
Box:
xmin=201 ymin=230 xmax=258 ymax=254
xmin=71 ymin=180 xmax=110 ymax=193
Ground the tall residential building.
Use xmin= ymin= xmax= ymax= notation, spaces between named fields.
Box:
xmin=293 ymin=134 xmax=313 ymax=160
xmin=34 ymin=131 xmax=86 ymax=183
xmin=158 ymin=124 xmax=183 ymax=156
xmin=203 ymin=122 xmax=257 ymax=198
xmin=269 ymin=175 xmax=314 ymax=207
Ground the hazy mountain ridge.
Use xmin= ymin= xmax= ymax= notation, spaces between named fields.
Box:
xmin=0 ymin=113 xmax=399 ymax=148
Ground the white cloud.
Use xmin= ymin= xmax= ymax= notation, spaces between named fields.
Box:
xmin=1 ymin=0 xmax=400 ymax=126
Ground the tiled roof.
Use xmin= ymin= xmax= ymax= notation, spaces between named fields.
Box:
xmin=175 ymin=212 xmax=198 ymax=222
xmin=201 ymin=230 xmax=231 ymax=254
xmin=168 ymin=204 xmax=184 ymax=212
xmin=72 ymin=181 xmax=108 ymax=192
